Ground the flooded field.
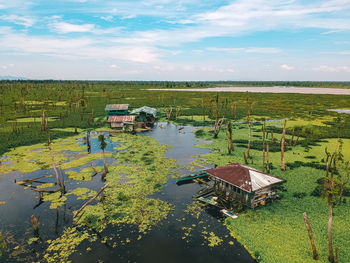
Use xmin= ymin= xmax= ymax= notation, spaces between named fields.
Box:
xmin=0 ymin=122 xmax=254 ymax=262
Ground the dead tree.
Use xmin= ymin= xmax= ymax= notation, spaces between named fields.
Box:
xmin=73 ymin=183 xmax=109 ymax=225
xmin=163 ymin=105 xmax=173 ymax=120
xmin=213 ymin=95 xmax=228 ymax=139
xmin=303 ymin=212 xmax=319 ymax=260
xmin=201 ymin=98 xmax=206 ymax=121
xmin=31 ymin=215 xmax=39 ymax=233
xmin=289 ymin=128 xmax=295 ymax=145
xmin=48 ymin=138 xmax=65 ymax=192
xmin=231 ymin=103 xmax=237 ymax=123
xmin=41 ymin=110 xmax=46 ymax=131
xmin=246 ymin=98 xmax=253 ymax=158
xmin=262 ymin=121 xmax=266 ymax=172
xmin=266 ymin=144 xmax=270 ymax=173
xmin=226 ymin=121 xmax=234 ymax=154
xmin=281 ymin=120 xmax=287 ymax=171
xmin=175 ymin=106 xmax=182 ymax=120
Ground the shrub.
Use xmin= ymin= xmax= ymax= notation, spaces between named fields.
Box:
xmin=293 ymin=192 xmax=307 ymax=198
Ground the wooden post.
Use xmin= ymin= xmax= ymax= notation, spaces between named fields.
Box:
xmin=281 ymin=120 xmax=287 ymax=171
xmin=303 ymin=212 xmax=319 ymax=260
xmin=266 ymin=144 xmax=270 ymax=173
xmin=31 ymin=215 xmax=39 ymax=233
xmin=243 ymin=152 xmax=248 ymax=165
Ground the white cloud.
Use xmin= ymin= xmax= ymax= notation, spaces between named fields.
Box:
xmin=0 ymin=14 xmax=35 ymax=27
xmin=281 ymin=64 xmax=294 ymax=70
xmin=313 ymin=65 xmax=350 ymax=73
xmin=0 ymin=32 xmax=159 ymax=63
xmin=207 ymin=47 xmax=281 ymax=54
xmin=101 ymin=15 xmax=114 ymax=22
xmin=338 ymin=51 xmax=350 ymax=55
xmin=52 ymin=22 xmax=95 ymax=34
xmin=110 ymin=64 xmax=119 ymax=68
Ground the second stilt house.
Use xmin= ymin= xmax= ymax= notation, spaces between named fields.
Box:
xmin=206 ymin=163 xmax=284 ymax=208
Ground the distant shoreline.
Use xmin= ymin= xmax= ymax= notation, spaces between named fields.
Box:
xmin=149 ymin=86 xmax=350 ymax=95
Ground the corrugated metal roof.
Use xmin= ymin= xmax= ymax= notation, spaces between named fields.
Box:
xmin=130 ymin=106 xmax=157 ymax=117
xmin=108 ymin=116 xmax=135 ymax=123
xmin=206 ymin=163 xmax=284 ymax=193
xmin=105 ymin=104 xmax=129 ymax=111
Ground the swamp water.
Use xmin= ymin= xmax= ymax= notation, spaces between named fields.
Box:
xmin=0 ymin=123 xmax=254 ymax=263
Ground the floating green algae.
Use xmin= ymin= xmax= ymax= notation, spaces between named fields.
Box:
xmin=0 ymin=232 xmax=6 ymax=257
xmin=0 ymin=134 xmax=87 ymax=174
xmin=66 ymin=188 xmax=97 ymax=200
xmin=43 ymin=133 xmax=178 ymax=262
xmin=202 ymin=231 xmax=223 ymax=247
xmin=66 ymin=166 xmax=103 ymax=181
xmin=42 ymin=192 xmax=67 ymax=209
xmin=43 ymin=227 xmax=97 ymax=263
xmin=37 ymin=183 xmax=54 ymax=189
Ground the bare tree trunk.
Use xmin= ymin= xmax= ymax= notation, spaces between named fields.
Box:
xmin=281 ymin=120 xmax=287 ymax=171
xmin=289 ymin=128 xmax=295 ymax=145
xmin=328 ymin=197 xmax=334 ymax=263
xmin=266 ymin=144 xmax=270 ymax=173
xmin=41 ymin=110 xmax=45 ymax=131
xmin=226 ymin=121 xmax=233 ymax=154
xmin=175 ymin=106 xmax=182 ymax=120
xmin=31 ymin=215 xmax=39 ymax=233
xmin=73 ymin=183 xmax=109 ymax=225
xmin=164 ymin=106 xmax=173 ymax=120
xmin=294 ymin=135 xmax=300 ymax=146
xmin=262 ymin=121 xmax=266 ymax=172
xmin=243 ymin=152 xmax=248 ymax=165
xmin=247 ymin=119 xmax=251 ymax=158
xmin=303 ymin=212 xmax=319 ymax=260
xmin=48 ymin=138 xmax=65 ymax=192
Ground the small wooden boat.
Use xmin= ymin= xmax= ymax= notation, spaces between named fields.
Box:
xmin=176 ymin=171 xmax=208 ymax=184
xmin=197 ymin=196 xmax=218 ymax=206
xmin=220 ymin=209 xmax=238 ymax=219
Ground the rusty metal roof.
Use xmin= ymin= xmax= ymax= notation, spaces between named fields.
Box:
xmin=105 ymin=104 xmax=129 ymax=111
xmin=108 ymin=115 xmax=135 ymax=123
xmin=206 ymin=163 xmax=284 ymax=193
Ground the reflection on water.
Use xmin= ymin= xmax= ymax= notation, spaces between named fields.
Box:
xmin=0 ymin=122 xmax=254 ymax=263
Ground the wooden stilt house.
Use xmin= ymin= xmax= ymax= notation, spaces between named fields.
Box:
xmin=105 ymin=104 xmax=129 ymax=118
xmin=130 ymin=106 xmax=157 ymax=127
xmin=108 ymin=115 xmax=136 ymax=131
xmin=206 ymin=163 xmax=284 ymax=208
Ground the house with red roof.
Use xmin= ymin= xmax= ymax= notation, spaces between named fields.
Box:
xmin=206 ymin=163 xmax=284 ymax=208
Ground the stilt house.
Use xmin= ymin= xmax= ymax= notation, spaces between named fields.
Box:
xmin=130 ymin=106 xmax=157 ymax=127
xmin=206 ymin=163 xmax=284 ymax=208
xmin=105 ymin=104 xmax=129 ymax=118
xmin=108 ymin=115 xmax=136 ymax=131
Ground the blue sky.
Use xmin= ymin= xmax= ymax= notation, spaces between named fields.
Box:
xmin=0 ymin=0 xmax=349 ymax=81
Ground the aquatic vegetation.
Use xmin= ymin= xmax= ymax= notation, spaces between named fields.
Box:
xmin=0 ymin=232 xmax=6 ymax=257
xmin=67 ymin=188 xmax=97 ymax=200
xmin=184 ymin=201 xmax=204 ymax=219
xmin=42 ymin=133 xmax=177 ymax=261
xmin=202 ymin=231 xmax=223 ymax=247
xmin=37 ymin=183 xmax=54 ymax=189
xmin=42 ymin=191 xmax=67 ymax=209
xmin=66 ymin=166 xmax=103 ymax=181
xmin=43 ymin=227 xmax=96 ymax=263
xmin=27 ymin=237 xmax=39 ymax=245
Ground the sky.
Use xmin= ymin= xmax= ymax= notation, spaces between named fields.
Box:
xmin=0 ymin=0 xmax=349 ymax=81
